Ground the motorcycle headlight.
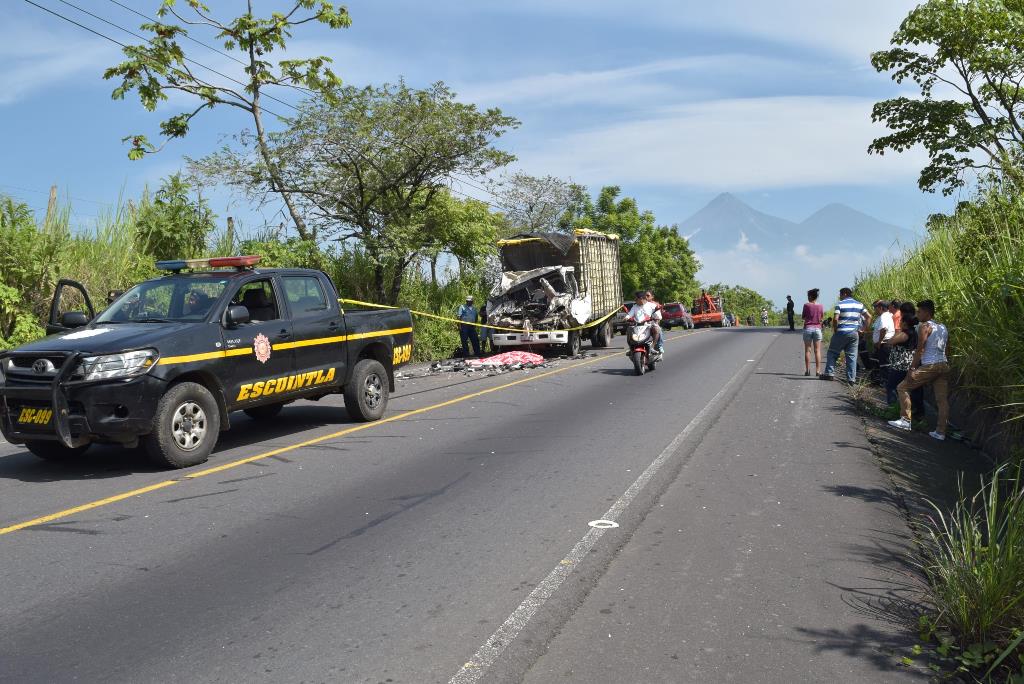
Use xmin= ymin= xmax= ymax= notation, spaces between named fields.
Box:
xmin=74 ymin=349 xmax=159 ymax=382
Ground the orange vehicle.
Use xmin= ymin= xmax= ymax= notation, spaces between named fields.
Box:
xmin=691 ymin=290 xmax=725 ymax=328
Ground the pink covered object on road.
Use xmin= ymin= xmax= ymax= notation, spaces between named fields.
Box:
xmin=467 ymin=351 xmax=546 ymax=367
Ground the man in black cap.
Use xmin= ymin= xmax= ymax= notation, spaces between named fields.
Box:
xmin=786 ymin=295 xmax=795 ymax=331
xmin=457 ymin=295 xmax=481 ymax=358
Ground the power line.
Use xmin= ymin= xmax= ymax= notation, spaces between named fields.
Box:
xmin=25 ymin=0 xmax=290 ymax=119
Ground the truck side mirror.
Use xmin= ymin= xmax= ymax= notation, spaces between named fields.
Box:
xmin=60 ymin=311 xmax=90 ymax=329
xmin=225 ymin=305 xmax=250 ymax=327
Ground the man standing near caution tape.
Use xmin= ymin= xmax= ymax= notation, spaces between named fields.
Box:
xmin=457 ymin=296 xmax=481 ymax=358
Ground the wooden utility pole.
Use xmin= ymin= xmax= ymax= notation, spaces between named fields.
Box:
xmin=226 ymin=216 xmax=235 ymax=253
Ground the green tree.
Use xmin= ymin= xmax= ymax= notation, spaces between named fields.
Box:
xmin=104 ymin=0 xmax=352 ymax=239
xmin=704 ymin=283 xmax=774 ymax=324
xmin=566 ymin=186 xmax=700 ymax=302
xmin=134 ymin=173 xmax=217 ymax=260
xmin=487 ymin=172 xmax=584 ymax=236
xmin=193 ymin=80 xmax=517 ymax=303
xmin=869 ymin=0 xmax=1024 ymax=194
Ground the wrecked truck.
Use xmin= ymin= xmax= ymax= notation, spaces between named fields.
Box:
xmin=487 ymin=230 xmax=623 ymax=355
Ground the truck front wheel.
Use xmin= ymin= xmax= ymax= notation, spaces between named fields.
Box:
xmin=344 ymin=359 xmax=388 ymax=422
xmin=144 ymin=382 xmax=221 ymax=469
xmin=25 ymin=441 xmax=90 ymax=462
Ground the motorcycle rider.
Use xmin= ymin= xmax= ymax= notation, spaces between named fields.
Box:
xmin=625 ymin=290 xmax=662 ymax=357
xmin=645 ymin=290 xmax=665 ymax=356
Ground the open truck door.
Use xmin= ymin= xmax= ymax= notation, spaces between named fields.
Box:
xmin=46 ymin=279 xmax=95 ymax=336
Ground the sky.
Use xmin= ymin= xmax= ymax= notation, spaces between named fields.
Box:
xmin=1 ymin=0 xmax=958 ymax=305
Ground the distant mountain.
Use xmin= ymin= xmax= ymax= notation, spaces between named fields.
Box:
xmin=680 ymin=193 xmax=917 ymax=254
xmin=798 ymin=203 xmax=917 ymax=250
xmin=681 ymin=193 xmax=798 ymax=252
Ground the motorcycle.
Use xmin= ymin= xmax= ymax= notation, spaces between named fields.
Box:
xmin=625 ymin=316 xmax=662 ymax=375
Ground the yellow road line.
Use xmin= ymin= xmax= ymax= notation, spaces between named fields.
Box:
xmin=0 ymin=330 xmax=704 ymax=537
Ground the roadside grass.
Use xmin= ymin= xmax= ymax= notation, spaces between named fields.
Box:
xmin=853 ymin=185 xmax=1024 ymax=681
xmin=915 ymin=465 xmax=1024 ymax=682
xmin=854 ymin=185 xmax=1024 ymax=436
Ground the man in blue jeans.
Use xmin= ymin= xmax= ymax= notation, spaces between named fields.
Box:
xmin=821 ymin=287 xmax=871 ymax=382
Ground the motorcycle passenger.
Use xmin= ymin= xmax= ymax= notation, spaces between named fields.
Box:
xmin=645 ymin=290 xmax=665 ymax=356
xmin=625 ymin=291 xmax=662 ymax=356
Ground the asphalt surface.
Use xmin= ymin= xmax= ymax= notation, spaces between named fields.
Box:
xmin=0 ymin=328 xmax=921 ymax=683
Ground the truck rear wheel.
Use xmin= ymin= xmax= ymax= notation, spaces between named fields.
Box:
xmin=344 ymin=359 xmax=388 ymax=422
xmin=143 ymin=381 xmax=221 ymax=469
xmin=25 ymin=440 xmax=90 ymax=462
xmin=244 ymin=403 xmax=283 ymax=420
xmin=590 ymin=321 xmax=612 ymax=348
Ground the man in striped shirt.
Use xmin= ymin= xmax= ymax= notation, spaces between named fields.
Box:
xmin=821 ymin=287 xmax=872 ymax=382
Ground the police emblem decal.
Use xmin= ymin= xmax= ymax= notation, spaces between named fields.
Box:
xmin=253 ymin=333 xmax=272 ymax=364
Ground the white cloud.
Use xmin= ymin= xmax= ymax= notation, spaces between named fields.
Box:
xmin=0 ymin=26 xmax=116 ymax=106
xmin=515 ymin=95 xmax=928 ymax=190
xmin=455 ymin=54 xmax=802 ymax=107
xmin=483 ymin=0 xmax=918 ymax=62
xmin=697 ymin=242 xmax=891 ymax=308
xmin=736 ymin=231 xmax=760 ymax=253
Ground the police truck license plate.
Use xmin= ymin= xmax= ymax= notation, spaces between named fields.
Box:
xmin=16 ymin=407 xmax=54 ymax=426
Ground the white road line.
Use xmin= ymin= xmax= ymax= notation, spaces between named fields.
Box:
xmin=448 ymin=355 xmax=756 ymax=684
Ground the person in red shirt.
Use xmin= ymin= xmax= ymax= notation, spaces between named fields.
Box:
xmin=801 ymin=288 xmax=825 ymax=376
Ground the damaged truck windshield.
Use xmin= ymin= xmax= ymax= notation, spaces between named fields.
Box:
xmin=487 ymin=230 xmax=622 ymax=356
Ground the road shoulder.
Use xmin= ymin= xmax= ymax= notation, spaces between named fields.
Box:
xmin=521 ymin=331 xmax=929 ymax=683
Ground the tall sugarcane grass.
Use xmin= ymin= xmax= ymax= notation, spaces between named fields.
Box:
xmin=917 ymin=465 xmax=1024 ymax=679
xmin=854 ymin=187 xmax=1024 ymax=431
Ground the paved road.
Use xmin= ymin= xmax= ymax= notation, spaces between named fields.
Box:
xmin=0 ymin=328 xmax=920 ymax=683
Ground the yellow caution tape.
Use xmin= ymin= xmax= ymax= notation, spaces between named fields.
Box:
xmin=338 ymin=298 xmax=621 ymax=335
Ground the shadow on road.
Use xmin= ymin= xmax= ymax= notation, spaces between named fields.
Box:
xmin=0 ymin=404 xmax=357 ymax=483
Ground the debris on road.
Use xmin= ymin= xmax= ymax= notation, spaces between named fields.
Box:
xmin=394 ymin=351 xmax=598 ymax=380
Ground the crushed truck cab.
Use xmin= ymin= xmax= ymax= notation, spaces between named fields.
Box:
xmin=0 ymin=257 xmax=413 ymax=468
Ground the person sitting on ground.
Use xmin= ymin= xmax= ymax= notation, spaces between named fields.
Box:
xmin=888 ymin=299 xmax=950 ymax=440
xmin=879 ymin=312 xmax=919 ymax=406
xmin=801 ymin=288 xmax=824 ymax=377
xmin=889 ymin=299 xmax=902 ymax=332
xmin=822 ymin=287 xmax=872 ymax=383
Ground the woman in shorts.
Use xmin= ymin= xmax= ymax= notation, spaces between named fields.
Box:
xmin=802 ymin=288 xmax=824 ymax=377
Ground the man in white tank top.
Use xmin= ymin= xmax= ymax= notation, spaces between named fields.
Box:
xmin=888 ymin=299 xmax=950 ymax=440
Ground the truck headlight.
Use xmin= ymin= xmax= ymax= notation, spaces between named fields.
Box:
xmin=75 ymin=349 xmax=158 ymax=382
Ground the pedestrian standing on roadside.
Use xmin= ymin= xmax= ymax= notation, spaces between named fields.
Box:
xmin=478 ymin=303 xmax=491 ymax=355
xmin=457 ymin=296 xmax=481 ymax=358
xmin=801 ymin=288 xmax=824 ymax=377
xmin=888 ymin=299 xmax=951 ymax=440
xmin=821 ymin=287 xmax=871 ymax=382
xmin=786 ymin=295 xmax=796 ymax=331
xmin=870 ymin=299 xmax=896 ymax=381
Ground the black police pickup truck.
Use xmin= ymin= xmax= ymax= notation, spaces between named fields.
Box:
xmin=0 ymin=256 xmax=413 ymax=468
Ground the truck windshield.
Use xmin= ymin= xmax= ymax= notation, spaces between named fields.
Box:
xmin=95 ymin=278 xmax=229 ymax=323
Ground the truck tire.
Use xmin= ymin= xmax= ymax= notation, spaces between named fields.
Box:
xmin=632 ymin=350 xmax=646 ymax=376
xmin=244 ymin=403 xmax=283 ymax=420
xmin=590 ymin=321 xmax=612 ymax=348
xmin=25 ymin=440 xmax=90 ymax=462
xmin=143 ymin=381 xmax=221 ymax=469
xmin=566 ymin=331 xmax=582 ymax=356
xmin=344 ymin=359 xmax=388 ymax=422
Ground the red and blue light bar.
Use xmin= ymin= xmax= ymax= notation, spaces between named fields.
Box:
xmin=156 ymin=255 xmax=261 ymax=272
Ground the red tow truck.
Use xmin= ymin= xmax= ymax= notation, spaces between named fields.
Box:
xmin=691 ymin=291 xmax=725 ymax=328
